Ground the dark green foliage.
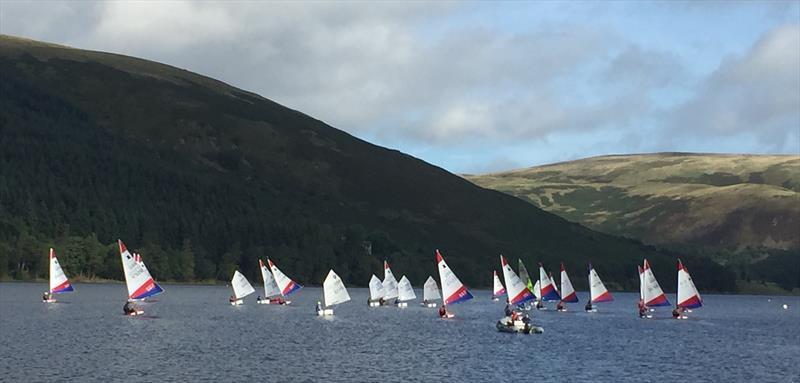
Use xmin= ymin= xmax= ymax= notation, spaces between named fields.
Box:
xmin=0 ymin=37 xmax=738 ymax=290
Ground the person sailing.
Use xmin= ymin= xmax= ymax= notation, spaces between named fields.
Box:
xmin=672 ymin=306 xmax=685 ymax=319
xmin=438 ymin=304 xmax=447 ymax=318
xmin=585 ymin=301 xmax=593 ymax=312
xmin=315 ymin=301 xmax=322 ymax=313
xmin=556 ymin=301 xmax=566 ymax=311
xmin=123 ymin=301 xmax=137 ymax=315
xmin=42 ymin=291 xmax=50 ymax=302
xmin=638 ymin=299 xmax=648 ymax=318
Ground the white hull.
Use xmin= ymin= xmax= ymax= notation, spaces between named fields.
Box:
xmin=43 ymin=298 xmax=57 ymax=303
xmin=491 ymin=297 xmax=499 ymax=301
xmin=257 ymin=298 xmax=289 ymax=305
xmin=585 ymin=308 xmax=598 ymax=313
xmin=230 ymin=299 xmax=244 ymax=306
xmin=440 ymin=312 xmax=455 ymax=319
xmin=396 ymin=302 xmax=408 ymax=308
xmin=368 ymin=301 xmax=381 ymax=307
xmin=125 ymin=309 xmax=145 ymax=316
xmin=421 ymin=302 xmax=437 ymax=308
xmin=317 ymin=308 xmax=334 ymax=316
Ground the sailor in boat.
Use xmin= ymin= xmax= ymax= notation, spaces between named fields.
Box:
xmin=438 ymin=304 xmax=448 ymax=318
xmin=535 ymin=300 xmax=544 ymax=310
xmin=672 ymin=306 xmax=686 ymax=319
xmin=585 ymin=301 xmax=593 ymax=312
xmin=42 ymin=291 xmax=51 ymax=302
xmin=315 ymin=301 xmax=322 ymax=313
xmin=637 ymin=299 xmax=648 ymax=318
xmin=504 ymin=304 xmax=513 ymax=317
xmin=271 ymin=296 xmax=285 ymax=305
xmin=556 ymin=301 xmax=566 ymax=311
xmin=229 ymin=295 xmax=236 ymax=304
xmin=123 ymin=301 xmax=139 ymax=315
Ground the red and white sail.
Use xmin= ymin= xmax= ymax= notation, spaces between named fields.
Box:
xmin=382 ymin=261 xmax=399 ymax=300
xmin=119 ymin=240 xmax=163 ymax=300
xmin=48 ymin=248 xmax=74 ymax=294
xmin=492 ymin=270 xmax=506 ymax=299
xmin=259 ymin=259 xmax=281 ymax=298
xmin=638 ymin=265 xmax=644 ymax=300
xmin=559 ymin=262 xmax=578 ymax=303
xmin=642 ymin=259 xmax=670 ymax=307
xmin=538 ymin=264 xmax=561 ymax=301
xmin=500 ymin=255 xmax=534 ymax=305
xmin=677 ymin=259 xmax=702 ymax=309
xmin=267 ymin=259 xmax=302 ymax=296
xmin=588 ymin=263 xmax=613 ymax=303
xmin=436 ymin=250 xmax=473 ymax=305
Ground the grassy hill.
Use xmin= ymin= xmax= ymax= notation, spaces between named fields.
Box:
xmin=0 ymin=36 xmax=734 ymax=292
xmin=467 ymin=153 xmax=799 ymax=249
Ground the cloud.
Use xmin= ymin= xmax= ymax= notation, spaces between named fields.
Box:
xmin=667 ymin=24 xmax=800 ymax=151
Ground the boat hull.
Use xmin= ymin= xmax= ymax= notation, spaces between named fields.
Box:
xmin=496 ymin=318 xmax=543 ymax=334
xmin=230 ymin=299 xmax=244 ymax=306
xmin=125 ymin=310 xmax=145 ymax=316
xmin=317 ymin=309 xmax=334 ymax=316
xmin=368 ymin=301 xmax=381 ymax=307
xmin=42 ymin=298 xmax=57 ymax=303
xmin=421 ymin=302 xmax=437 ymax=308
xmin=396 ymin=302 xmax=408 ymax=308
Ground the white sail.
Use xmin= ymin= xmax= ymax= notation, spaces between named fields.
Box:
xmin=677 ymin=259 xmax=702 ymax=309
xmin=369 ymin=274 xmax=384 ymax=301
xmin=423 ymin=276 xmax=440 ymax=301
xmin=268 ymin=259 xmax=302 ymax=296
xmin=500 ymin=255 xmax=533 ymax=305
xmin=642 ymin=259 xmax=670 ymax=307
xmin=638 ymin=265 xmax=644 ymax=300
xmin=259 ymin=259 xmax=281 ymax=298
xmin=323 ymin=269 xmax=351 ymax=307
xmin=48 ymin=248 xmax=73 ymax=294
xmin=533 ymin=279 xmax=541 ymax=299
xmin=231 ymin=270 xmax=256 ymax=300
xmin=382 ymin=261 xmax=399 ymax=300
xmin=559 ymin=262 xmax=578 ymax=302
xmin=492 ymin=270 xmax=506 ymax=298
xmin=588 ymin=264 xmax=613 ymax=303
xmin=119 ymin=240 xmax=163 ymax=300
xmin=436 ymin=250 xmax=473 ymax=305
xmin=397 ymin=276 xmax=417 ymax=302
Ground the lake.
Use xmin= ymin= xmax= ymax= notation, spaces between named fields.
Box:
xmin=1 ymin=282 xmax=798 ymax=382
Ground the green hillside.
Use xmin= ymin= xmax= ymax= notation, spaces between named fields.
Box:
xmin=467 ymin=153 xmax=800 ymax=291
xmin=0 ymin=36 xmax=733 ymax=292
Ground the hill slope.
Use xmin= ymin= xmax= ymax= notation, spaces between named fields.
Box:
xmin=467 ymin=153 xmax=799 ymax=250
xmin=0 ymin=36 xmax=730 ymax=291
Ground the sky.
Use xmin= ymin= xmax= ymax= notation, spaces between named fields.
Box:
xmin=1 ymin=1 xmax=799 ymax=174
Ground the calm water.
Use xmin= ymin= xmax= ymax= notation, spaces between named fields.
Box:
xmin=1 ymin=283 xmax=798 ymax=382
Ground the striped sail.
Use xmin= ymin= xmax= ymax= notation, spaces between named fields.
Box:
xmin=642 ymin=259 xmax=670 ymax=307
xmin=677 ymin=259 xmax=702 ymax=309
xmin=436 ymin=250 xmax=473 ymax=305
xmin=500 ymin=255 xmax=534 ymax=305
xmin=588 ymin=263 xmax=613 ymax=303
xmin=259 ymin=259 xmax=281 ymax=298
xmin=119 ymin=240 xmax=163 ymax=300
xmin=559 ymin=262 xmax=578 ymax=303
xmin=538 ymin=264 xmax=561 ymax=301
xmin=492 ymin=270 xmax=506 ymax=299
xmin=268 ymin=259 xmax=302 ymax=296
xmin=48 ymin=248 xmax=74 ymax=294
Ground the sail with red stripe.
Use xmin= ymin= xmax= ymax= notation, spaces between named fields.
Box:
xmin=119 ymin=240 xmax=163 ymax=300
xmin=500 ymin=255 xmax=533 ymax=305
xmin=492 ymin=270 xmax=506 ymax=299
xmin=559 ymin=262 xmax=578 ymax=303
xmin=538 ymin=264 xmax=561 ymax=301
xmin=677 ymin=259 xmax=702 ymax=309
xmin=268 ymin=259 xmax=302 ymax=296
xmin=638 ymin=265 xmax=644 ymax=300
xmin=642 ymin=259 xmax=670 ymax=307
xmin=436 ymin=249 xmax=473 ymax=305
xmin=48 ymin=248 xmax=74 ymax=294
xmin=588 ymin=263 xmax=613 ymax=303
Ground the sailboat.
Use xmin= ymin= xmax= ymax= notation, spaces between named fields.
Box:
xmin=230 ymin=270 xmax=256 ymax=305
xmin=119 ymin=240 xmax=163 ymax=315
xmin=381 ymin=261 xmax=399 ymax=306
xmin=436 ymin=249 xmax=473 ymax=318
xmin=267 ymin=259 xmax=302 ymax=301
xmin=641 ymin=259 xmax=670 ymax=316
xmin=257 ymin=259 xmax=285 ymax=305
xmin=586 ymin=263 xmax=613 ymax=312
xmin=492 ymin=270 xmax=506 ymax=301
xmin=676 ymin=259 xmax=702 ymax=318
xmin=497 ymin=255 xmax=541 ymax=334
xmin=396 ymin=276 xmax=416 ymax=308
xmin=317 ymin=269 xmax=350 ymax=316
xmin=421 ymin=276 xmax=440 ymax=307
xmin=368 ymin=274 xmax=384 ymax=307
xmin=557 ymin=262 xmax=578 ymax=311
xmin=43 ymin=248 xmax=74 ymax=303
xmin=538 ymin=264 xmax=561 ymax=309
xmin=532 ymin=279 xmax=542 ymax=308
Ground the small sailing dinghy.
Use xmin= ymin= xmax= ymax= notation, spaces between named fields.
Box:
xmin=119 ymin=240 xmax=163 ymax=315
xmin=368 ymin=274 xmax=384 ymax=307
xmin=436 ymin=249 xmax=473 ymax=318
xmin=43 ymin=248 xmax=74 ymax=303
xmin=317 ymin=269 xmax=350 ymax=316
xmin=492 ymin=270 xmax=506 ymax=301
xmin=396 ymin=276 xmax=416 ymax=308
xmin=381 ymin=261 xmax=399 ymax=306
xmin=257 ymin=260 xmax=286 ymax=305
xmin=557 ymin=262 xmax=578 ymax=311
xmin=497 ymin=255 xmax=542 ymax=333
xmin=586 ymin=263 xmax=613 ymax=312
xmin=675 ymin=259 xmax=702 ymax=319
xmin=230 ymin=270 xmax=256 ymax=305
xmin=421 ymin=276 xmax=440 ymax=308
xmin=640 ymin=259 xmax=670 ymax=318
xmin=538 ymin=264 xmax=561 ymax=309
xmin=268 ymin=259 xmax=302 ymax=302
